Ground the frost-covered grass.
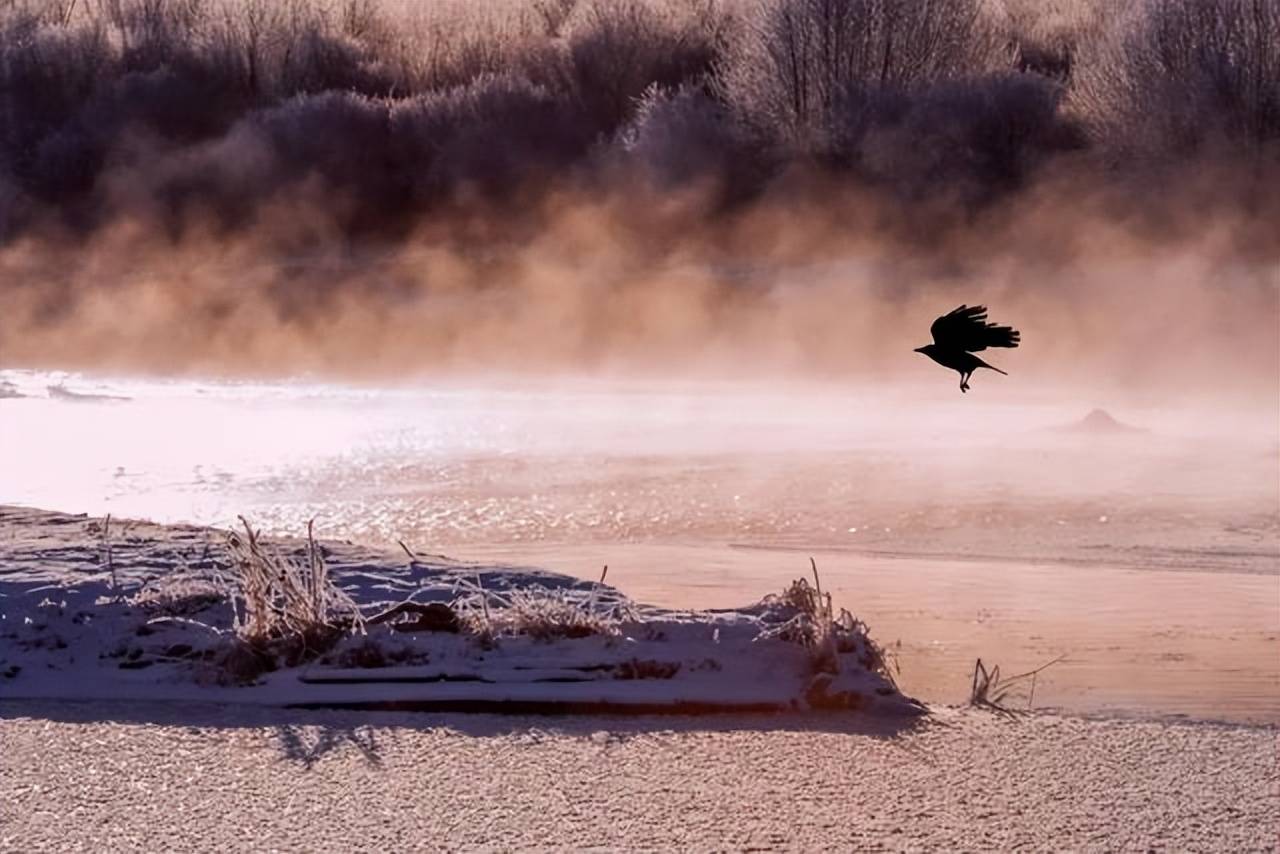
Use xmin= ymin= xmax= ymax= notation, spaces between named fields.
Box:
xmin=213 ymin=528 xmax=900 ymax=700
xmin=0 ymin=508 xmax=922 ymax=714
xmin=451 ymin=568 xmax=633 ymax=643
xmin=218 ymin=518 xmax=366 ymax=681
xmin=215 ymin=520 xmax=632 ymax=680
xmin=129 ymin=572 xmax=223 ymax=618
xmin=0 ymin=0 xmax=1273 ymax=263
xmin=760 ymin=560 xmax=899 ymax=686
xmin=224 ymin=517 xmax=365 ymax=644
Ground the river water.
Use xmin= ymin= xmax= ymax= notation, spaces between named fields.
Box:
xmin=2 ymin=369 xmax=1276 ymax=721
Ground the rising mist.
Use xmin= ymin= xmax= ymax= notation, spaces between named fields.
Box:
xmin=0 ymin=0 xmax=1276 ymax=398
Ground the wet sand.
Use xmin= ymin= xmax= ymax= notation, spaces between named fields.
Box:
xmin=1 ymin=701 xmax=1274 ymax=852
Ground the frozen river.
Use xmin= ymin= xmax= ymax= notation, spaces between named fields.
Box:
xmin=2 ymin=369 xmax=1276 ymax=721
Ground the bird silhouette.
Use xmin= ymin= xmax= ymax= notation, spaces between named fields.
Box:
xmin=914 ymin=305 xmax=1020 ymax=393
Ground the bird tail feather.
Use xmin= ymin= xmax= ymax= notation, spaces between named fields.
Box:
xmin=977 ymin=358 xmax=1007 ymax=375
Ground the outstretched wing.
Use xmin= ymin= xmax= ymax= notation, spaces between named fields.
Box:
xmin=930 ymin=305 xmax=1020 ymax=352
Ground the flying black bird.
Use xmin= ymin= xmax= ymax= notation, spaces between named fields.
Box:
xmin=914 ymin=305 xmax=1020 ymax=393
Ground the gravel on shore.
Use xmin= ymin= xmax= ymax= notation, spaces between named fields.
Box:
xmin=1 ymin=701 xmax=1275 ymax=852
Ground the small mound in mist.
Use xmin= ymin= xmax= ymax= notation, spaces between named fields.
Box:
xmin=1057 ymin=408 xmax=1145 ymax=435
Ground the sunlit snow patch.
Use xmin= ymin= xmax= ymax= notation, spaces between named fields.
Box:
xmin=0 ymin=508 xmax=922 ymax=716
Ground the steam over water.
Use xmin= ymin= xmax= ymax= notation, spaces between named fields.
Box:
xmin=3 ymin=369 xmax=1276 ymax=722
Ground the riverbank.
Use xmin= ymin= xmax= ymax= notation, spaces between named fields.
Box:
xmin=1 ymin=700 xmax=1274 ymax=851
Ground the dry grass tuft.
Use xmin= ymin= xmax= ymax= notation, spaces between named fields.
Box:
xmin=492 ymin=588 xmax=622 ymax=640
xmin=218 ymin=518 xmax=365 ymax=681
xmin=762 ymin=558 xmax=899 ymax=683
xmin=451 ymin=571 xmax=630 ymax=643
xmin=969 ymin=656 xmax=1064 ymax=716
xmin=225 ymin=517 xmax=365 ymax=643
xmin=130 ymin=573 xmax=223 ymax=618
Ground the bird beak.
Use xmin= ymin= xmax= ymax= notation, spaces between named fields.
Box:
xmin=912 ymin=347 xmax=926 ymax=354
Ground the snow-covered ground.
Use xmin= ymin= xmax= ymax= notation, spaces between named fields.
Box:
xmin=0 ymin=507 xmax=919 ymax=715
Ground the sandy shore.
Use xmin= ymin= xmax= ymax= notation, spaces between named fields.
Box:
xmin=2 ymin=701 xmax=1274 ymax=852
